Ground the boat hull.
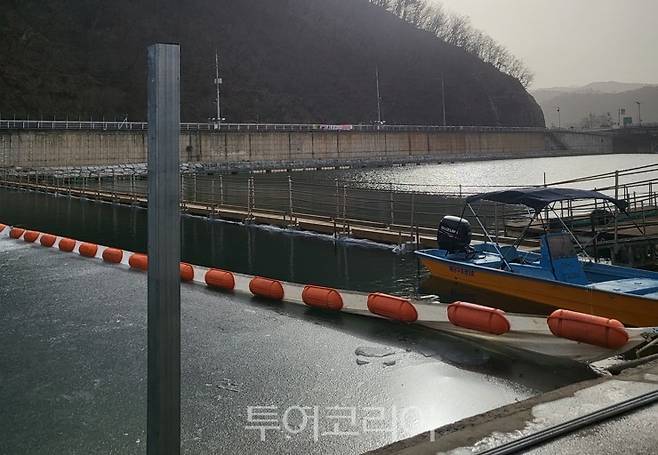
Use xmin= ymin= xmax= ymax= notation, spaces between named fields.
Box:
xmin=419 ymin=256 xmax=658 ymax=327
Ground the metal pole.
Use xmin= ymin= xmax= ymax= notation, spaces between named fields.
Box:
xmin=441 ymin=73 xmax=446 ymax=127
xmin=219 ymin=175 xmax=224 ymax=206
xmin=146 ymin=43 xmax=181 ymax=455
xmin=614 ymin=170 xmax=619 ymax=245
xmin=389 ymin=183 xmax=394 ymax=226
xmin=375 ymin=66 xmax=382 ymax=124
xmin=288 ymin=175 xmax=293 ymax=218
xmin=215 ymin=50 xmax=222 ymax=127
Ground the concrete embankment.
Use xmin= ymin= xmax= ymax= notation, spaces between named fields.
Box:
xmin=369 ymin=359 xmax=658 ymax=454
xmin=0 ymin=128 xmax=614 ymax=169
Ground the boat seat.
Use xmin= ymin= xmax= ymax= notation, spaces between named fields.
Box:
xmin=541 ymin=232 xmax=589 ymax=285
xmin=588 ymin=278 xmax=658 ymax=296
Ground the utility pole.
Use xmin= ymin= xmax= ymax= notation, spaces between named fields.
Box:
xmin=636 ymin=101 xmax=642 ymax=126
xmin=556 ymin=106 xmax=561 ymax=129
xmin=375 ymin=66 xmax=382 ymax=124
xmin=214 ymin=50 xmax=223 ymax=128
xmin=441 ymin=73 xmax=446 ymax=127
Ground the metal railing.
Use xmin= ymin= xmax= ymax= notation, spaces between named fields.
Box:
xmin=2 ymin=163 xmax=657 ymax=248
xmin=0 ymin=119 xmax=547 ymax=134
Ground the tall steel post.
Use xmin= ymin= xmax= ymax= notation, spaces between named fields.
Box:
xmin=147 ymin=43 xmax=181 ymax=455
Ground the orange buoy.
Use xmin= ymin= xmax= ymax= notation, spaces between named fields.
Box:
xmin=23 ymin=231 xmax=40 ymax=243
xmin=447 ymin=301 xmax=510 ymax=335
xmin=102 ymin=248 xmax=123 ymax=264
xmin=180 ymin=263 xmax=194 ymax=282
xmin=367 ymin=293 xmax=418 ymax=322
xmin=40 ymin=234 xmax=57 ymax=247
xmin=0 ymin=223 xmax=7 ymax=233
xmin=205 ymin=269 xmax=236 ymax=290
xmin=9 ymin=227 xmax=25 ymax=239
xmin=129 ymin=253 xmax=148 ymax=271
xmin=79 ymin=242 xmax=98 ymax=258
xmin=249 ymin=277 xmax=285 ymax=300
xmin=547 ymin=309 xmax=629 ymax=349
xmin=58 ymin=238 xmax=76 ymax=252
xmin=302 ymin=285 xmax=343 ymax=311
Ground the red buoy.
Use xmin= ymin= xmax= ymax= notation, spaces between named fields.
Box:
xmin=302 ymin=285 xmax=343 ymax=311
xmin=23 ymin=231 xmax=40 ymax=243
xmin=447 ymin=301 xmax=510 ymax=335
xmin=58 ymin=238 xmax=76 ymax=252
xmin=367 ymin=293 xmax=418 ymax=322
xmin=205 ymin=269 xmax=236 ymax=290
xmin=79 ymin=242 xmax=98 ymax=258
xmin=249 ymin=277 xmax=285 ymax=300
xmin=129 ymin=253 xmax=148 ymax=271
xmin=547 ymin=309 xmax=629 ymax=349
xmin=40 ymin=234 xmax=57 ymax=247
xmin=0 ymin=223 xmax=6 ymax=233
xmin=9 ymin=228 xmax=25 ymax=239
xmin=102 ymin=248 xmax=123 ymax=264
xmin=180 ymin=263 xmax=194 ymax=282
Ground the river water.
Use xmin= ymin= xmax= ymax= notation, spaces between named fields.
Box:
xmin=3 ymin=154 xmax=644 ymax=453
xmin=2 ymin=154 xmax=656 ymax=297
xmin=249 ymin=152 xmax=658 ymax=194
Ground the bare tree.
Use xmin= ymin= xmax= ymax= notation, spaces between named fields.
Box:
xmin=367 ymin=0 xmax=535 ymax=88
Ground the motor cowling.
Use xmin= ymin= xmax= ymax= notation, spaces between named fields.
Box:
xmin=437 ymin=216 xmax=472 ymax=253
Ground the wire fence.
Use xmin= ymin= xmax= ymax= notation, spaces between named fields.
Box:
xmin=2 ymin=163 xmax=658 ymax=243
xmin=0 ymin=119 xmax=546 ymax=133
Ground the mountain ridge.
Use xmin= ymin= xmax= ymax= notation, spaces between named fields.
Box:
xmin=0 ymin=0 xmax=544 ymax=126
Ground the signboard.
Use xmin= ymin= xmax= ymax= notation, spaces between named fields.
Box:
xmin=318 ymin=124 xmax=353 ymax=131
xmin=623 ymin=116 xmax=633 ymax=126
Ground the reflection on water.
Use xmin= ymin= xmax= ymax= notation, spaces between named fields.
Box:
xmin=0 ymin=188 xmax=424 ymax=295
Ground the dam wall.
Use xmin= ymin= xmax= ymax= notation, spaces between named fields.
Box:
xmin=0 ymin=128 xmax=615 ymax=169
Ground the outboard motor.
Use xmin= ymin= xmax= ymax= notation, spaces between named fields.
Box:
xmin=437 ymin=216 xmax=472 ymax=253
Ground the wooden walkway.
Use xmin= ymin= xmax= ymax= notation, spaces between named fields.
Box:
xmin=0 ymin=180 xmax=538 ymax=250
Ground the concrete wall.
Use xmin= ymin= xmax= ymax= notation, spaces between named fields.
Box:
xmin=0 ymin=129 xmax=616 ymax=169
xmin=550 ymin=131 xmax=614 ymax=154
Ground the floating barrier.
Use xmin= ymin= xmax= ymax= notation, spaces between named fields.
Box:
xmin=180 ymin=263 xmax=194 ymax=282
xmin=205 ymin=269 xmax=236 ymax=291
xmin=302 ymin=285 xmax=343 ymax=311
xmin=249 ymin=277 xmax=285 ymax=300
xmin=79 ymin=242 xmax=98 ymax=258
xmin=367 ymin=292 xmax=418 ymax=322
xmin=9 ymin=228 xmax=25 ymax=239
xmin=102 ymin=248 xmax=123 ymax=264
xmin=58 ymin=238 xmax=76 ymax=252
xmin=547 ymin=309 xmax=629 ymax=349
xmin=129 ymin=253 xmax=148 ymax=271
xmin=23 ymin=231 xmax=40 ymax=243
xmin=40 ymin=234 xmax=57 ymax=247
xmin=1 ymin=222 xmax=653 ymax=363
xmin=447 ymin=301 xmax=511 ymax=335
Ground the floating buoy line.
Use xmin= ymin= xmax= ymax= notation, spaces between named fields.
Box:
xmin=0 ymin=222 xmax=654 ymax=363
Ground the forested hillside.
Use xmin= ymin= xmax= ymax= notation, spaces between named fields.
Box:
xmin=0 ymin=0 xmax=544 ymax=126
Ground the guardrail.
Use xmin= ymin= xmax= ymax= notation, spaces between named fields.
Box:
xmin=0 ymin=119 xmax=546 ymax=134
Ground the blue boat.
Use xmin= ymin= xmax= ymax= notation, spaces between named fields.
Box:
xmin=415 ymin=187 xmax=658 ymax=327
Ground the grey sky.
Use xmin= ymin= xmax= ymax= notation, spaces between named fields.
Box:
xmin=435 ymin=0 xmax=658 ymax=88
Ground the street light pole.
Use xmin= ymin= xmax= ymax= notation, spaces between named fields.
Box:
xmin=636 ymin=101 xmax=642 ymax=126
xmin=214 ymin=50 xmax=223 ymax=128
xmin=375 ymin=66 xmax=382 ymax=124
xmin=556 ymin=106 xmax=561 ymax=129
xmin=441 ymin=73 xmax=446 ymax=127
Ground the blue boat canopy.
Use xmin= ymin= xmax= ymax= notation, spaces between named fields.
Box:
xmin=465 ymin=187 xmax=629 ymax=212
